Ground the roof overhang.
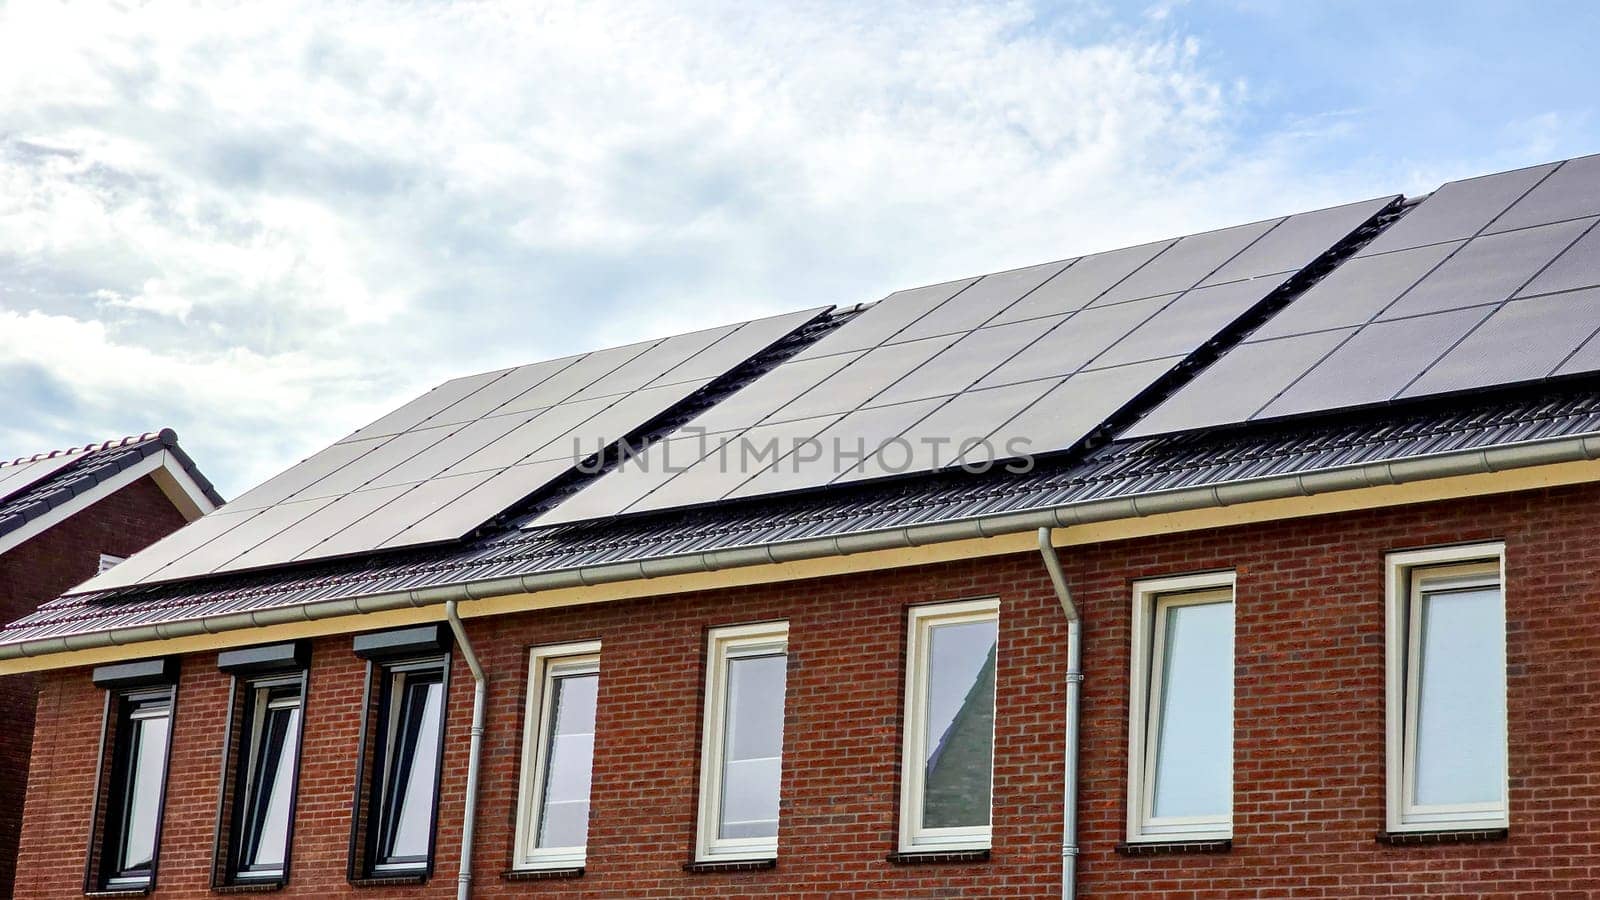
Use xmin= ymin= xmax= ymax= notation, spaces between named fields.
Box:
xmin=0 ymin=448 xmax=217 ymax=560
xmin=3 ymin=434 xmax=1597 ymax=675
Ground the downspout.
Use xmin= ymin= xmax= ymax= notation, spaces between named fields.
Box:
xmin=1036 ymin=528 xmax=1081 ymax=900
xmin=443 ymin=600 xmax=486 ymax=900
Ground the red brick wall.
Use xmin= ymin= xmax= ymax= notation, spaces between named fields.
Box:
xmin=17 ymin=482 xmax=1600 ymax=897
xmin=0 ymin=475 xmax=190 ymax=898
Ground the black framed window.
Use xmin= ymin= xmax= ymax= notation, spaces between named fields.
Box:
xmin=100 ymin=688 xmax=174 ymax=890
xmin=227 ymin=676 xmax=305 ymax=881
xmin=367 ymin=660 xmax=446 ymax=875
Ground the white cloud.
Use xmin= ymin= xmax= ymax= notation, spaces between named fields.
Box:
xmin=0 ymin=0 xmax=1527 ymax=493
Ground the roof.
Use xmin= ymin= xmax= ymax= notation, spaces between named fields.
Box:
xmin=7 ymin=153 xmax=1600 ymax=657
xmin=0 ymin=429 xmax=223 ymax=557
xmin=6 ymin=379 xmax=1597 ymax=648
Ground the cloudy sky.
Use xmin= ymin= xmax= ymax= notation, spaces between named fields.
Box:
xmin=3 ymin=0 xmax=1597 ymax=496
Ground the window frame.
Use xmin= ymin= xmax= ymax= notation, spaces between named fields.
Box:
xmin=1385 ymin=542 xmax=1508 ymax=833
xmin=96 ymin=685 xmax=177 ymax=891
xmin=223 ymin=672 xmax=307 ymax=884
xmin=358 ymin=655 xmax=450 ymax=878
xmin=513 ymin=640 xmax=602 ymax=871
xmin=897 ymin=597 xmax=1000 ymax=854
xmin=694 ymin=620 xmax=790 ymax=863
xmin=1125 ymin=572 xmax=1236 ymax=844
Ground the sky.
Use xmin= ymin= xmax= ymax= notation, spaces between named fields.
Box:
xmin=2 ymin=0 xmax=1597 ymax=497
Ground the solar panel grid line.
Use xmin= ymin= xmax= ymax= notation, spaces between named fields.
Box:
xmin=825 ymin=208 xmax=1273 ymax=483
xmin=1389 ymin=216 xmax=1600 ymax=402
xmin=202 ymin=334 xmax=705 ymax=568
xmin=887 ymin=258 xmax=1077 ymax=344
xmin=1478 ymin=153 xmax=1600 ymax=236
xmin=67 ymin=309 xmax=833 ymax=591
xmin=1225 ymin=163 xmax=1568 ymax=425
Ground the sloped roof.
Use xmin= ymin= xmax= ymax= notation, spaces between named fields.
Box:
xmin=6 ymin=154 xmax=1600 ymax=655
xmin=6 ymin=379 xmax=1596 ymax=649
xmin=0 ymin=429 xmax=222 ymax=551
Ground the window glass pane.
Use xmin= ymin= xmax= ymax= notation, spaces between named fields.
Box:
xmin=388 ymin=679 xmax=443 ymax=860
xmin=1151 ymin=599 xmax=1233 ymax=819
xmin=1414 ymin=586 xmax=1505 ymax=806
xmin=537 ymin=672 xmax=598 ymax=848
xmin=921 ymin=619 xmax=997 ymax=829
xmin=719 ymin=653 xmax=786 ymax=840
xmin=120 ymin=712 xmax=170 ymax=872
xmin=247 ymin=705 xmax=300 ymax=870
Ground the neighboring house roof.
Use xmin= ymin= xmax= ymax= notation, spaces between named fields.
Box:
xmin=0 ymin=429 xmax=222 ymax=559
xmin=5 ymin=154 xmax=1600 ymax=659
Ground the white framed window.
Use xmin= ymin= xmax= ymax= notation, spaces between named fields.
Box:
xmin=1385 ymin=543 xmax=1507 ymax=833
xmin=513 ymin=641 xmax=601 ymax=871
xmin=1126 ymin=572 xmax=1235 ymax=843
xmin=695 ymin=621 xmax=789 ymax=862
xmin=898 ymin=598 xmax=999 ymax=853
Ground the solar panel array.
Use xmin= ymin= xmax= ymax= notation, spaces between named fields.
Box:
xmin=73 ymin=307 xmax=829 ymax=592
xmin=536 ymin=195 xmax=1398 ymax=525
xmin=1129 ymin=154 xmax=1600 ymax=438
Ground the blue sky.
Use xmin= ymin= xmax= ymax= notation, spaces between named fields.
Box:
xmin=2 ymin=0 xmax=1597 ymax=496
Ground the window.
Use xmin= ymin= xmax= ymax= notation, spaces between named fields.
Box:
xmin=514 ymin=641 xmax=601 ymax=871
xmin=101 ymin=689 xmax=175 ymax=889
xmin=222 ymin=673 xmax=305 ymax=883
xmin=898 ymin=598 xmax=999 ymax=853
xmin=86 ymin=657 xmax=180 ymax=894
xmin=1126 ymin=573 xmax=1234 ymax=843
xmin=98 ymin=553 xmax=126 ymax=573
xmin=1386 ymin=543 xmax=1508 ymax=833
xmin=367 ymin=661 xmax=447 ymax=873
xmin=695 ymin=621 xmax=788 ymax=862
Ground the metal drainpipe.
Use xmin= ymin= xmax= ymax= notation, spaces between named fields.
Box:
xmin=444 ymin=600 xmax=486 ymax=900
xmin=1037 ymin=527 xmax=1082 ymax=900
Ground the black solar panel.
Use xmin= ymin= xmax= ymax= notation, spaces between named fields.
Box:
xmin=75 ymin=307 xmax=830 ymax=592
xmin=537 ymin=194 xmax=1396 ymax=523
xmin=1128 ymin=154 xmax=1600 ymax=439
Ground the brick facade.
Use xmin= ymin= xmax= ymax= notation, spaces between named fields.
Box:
xmin=16 ymin=482 xmax=1600 ymax=897
xmin=0 ymin=475 xmax=191 ymax=898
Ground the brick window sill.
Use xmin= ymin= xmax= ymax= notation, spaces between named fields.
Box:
xmin=502 ymin=867 xmax=584 ymax=881
xmin=683 ymin=858 xmax=777 ymax=874
xmin=886 ymin=849 xmax=991 ymax=865
xmin=85 ymin=891 xmax=151 ymax=899
xmin=348 ymin=874 xmax=427 ymax=888
xmin=1115 ymin=838 xmax=1233 ymax=856
xmin=1377 ymin=828 xmax=1508 ymax=846
xmin=212 ymin=881 xmax=286 ymax=894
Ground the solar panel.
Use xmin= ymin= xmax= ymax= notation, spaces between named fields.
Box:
xmin=1093 ymin=219 xmax=1279 ymax=305
xmin=891 ymin=259 xmax=1071 ymax=342
xmin=1128 ymin=155 xmax=1600 ymax=439
xmin=1402 ymin=288 xmax=1600 ymax=397
xmin=792 ymin=278 xmax=976 ymax=359
xmin=1256 ymin=308 xmax=1491 ymax=420
xmin=538 ymin=194 xmax=1397 ymax=521
xmin=1482 ymin=153 xmax=1600 ymax=234
xmin=70 ymin=307 xmax=829 ymax=593
xmin=1357 ymin=162 xmax=1558 ymax=256
xmin=989 ymin=240 xmax=1172 ymax=325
